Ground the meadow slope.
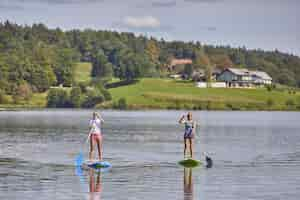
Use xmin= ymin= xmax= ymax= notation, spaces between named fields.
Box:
xmin=107 ymin=78 xmax=300 ymax=110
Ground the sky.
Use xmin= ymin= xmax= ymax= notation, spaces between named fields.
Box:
xmin=0 ymin=0 xmax=299 ymax=56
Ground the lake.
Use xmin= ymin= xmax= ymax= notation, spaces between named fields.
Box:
xmin=0 ymin=110 xmax=299 ymax=200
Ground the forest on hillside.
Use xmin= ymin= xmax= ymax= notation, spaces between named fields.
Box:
xmin=0 ymin=20 xmax=300 ymax=99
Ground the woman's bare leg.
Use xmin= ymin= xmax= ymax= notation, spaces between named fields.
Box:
xmin=89 ymin=137 xmax=94 ymax=160
xmin=189 ymin=138 xmax=193 ymax=158
xmin=184 ymin=139 xmax=187 ymax=158
xmin=100 ymin=137 xmax=103 ymax=160
xmin=97 ymin=138 xmax=102 ymax=161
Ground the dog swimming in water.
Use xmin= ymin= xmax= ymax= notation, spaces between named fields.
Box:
xmin=203 ymin=152 xmax=213 ymax=168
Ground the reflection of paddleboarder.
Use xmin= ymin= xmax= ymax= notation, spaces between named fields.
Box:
xmin=89 ymin=169 xmax=102 ymax=200
xmin=179 ymin=112 xmax=196 ymax=158
xmin=184 ymin=168 xmax=193 ymax=200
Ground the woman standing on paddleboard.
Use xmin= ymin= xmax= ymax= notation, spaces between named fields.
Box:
xmin=89 ymin=112 xmax=104 ymax=161
xmin=179 ymin=112 xmax=196 ymax=158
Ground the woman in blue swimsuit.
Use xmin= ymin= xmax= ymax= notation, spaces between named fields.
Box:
xmin=179 ymin=112 xmax=196 ymax=158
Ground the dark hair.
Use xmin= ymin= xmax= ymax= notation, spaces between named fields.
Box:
xmin=92 ymin=112 xmax=97 ymax=119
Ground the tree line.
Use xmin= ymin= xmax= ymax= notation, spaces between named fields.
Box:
xmin=0 ymin=20 xmax=299 ymax=103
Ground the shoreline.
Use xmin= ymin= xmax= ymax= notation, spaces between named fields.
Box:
xmin=1 ymin=106 xmax=300 ymax=112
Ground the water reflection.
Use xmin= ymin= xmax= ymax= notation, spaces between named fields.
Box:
xmin=184 ymin=168 xmax=193 ymax=200
xmin=1 ymin=111 xmax=300 ymax=200
xmin=89 ymin=169 xmax=102 ymax=200
xmin=75 ymin=166 xmax=103 ymax=200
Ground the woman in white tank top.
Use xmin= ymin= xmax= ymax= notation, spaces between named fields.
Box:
xmin=89 ymin=112 xmax=104 ymax=161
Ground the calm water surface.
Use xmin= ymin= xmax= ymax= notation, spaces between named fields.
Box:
xmin=0 ymin=110 xmax=299 ymax=200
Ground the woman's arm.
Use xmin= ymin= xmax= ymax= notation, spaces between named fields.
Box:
xmin=96 ymin=113 xmax=104 ymax=123
xmin=89 ymin=119 xmax=93 ymax=128
xmin=178 ymin=115 xmax=185 ymax=124
xmin=88 ymin=120 xmax=94 ymax=136
xmin=99 ymin=115 xmax=104 ymax=123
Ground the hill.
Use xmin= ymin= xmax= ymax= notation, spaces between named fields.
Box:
xmin=1 ymin=21 xmax=300 ymax=93
xmin=1 ymin=21 xmax=300 ymax=110
xmin=104 ymin=78 xmax=300 ymax=110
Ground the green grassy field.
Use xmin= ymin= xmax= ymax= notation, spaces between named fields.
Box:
xmin=1 ymin=72 xmax=300 ymax=110
xmin=74 ymin=62 xmax=92 ymax=84
xmin=107 ymin=78 xmax=300 ymax=110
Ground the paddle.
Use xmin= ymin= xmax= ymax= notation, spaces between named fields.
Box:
xmin=75 ymin=152 xmax=84 ymax=167
xmin=75 ymin=133 xmax=91 ymax=166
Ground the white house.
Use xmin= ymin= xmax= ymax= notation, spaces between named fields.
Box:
xmin=250 ymin=71 xmax=272 ymax=85
xmin=217 ymin=68 xmax=272 ymax=87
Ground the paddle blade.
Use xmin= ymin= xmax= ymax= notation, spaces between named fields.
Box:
xmin=75 ymin=152 xmax=84 ymax=166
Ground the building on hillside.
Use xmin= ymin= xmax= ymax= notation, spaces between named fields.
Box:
xmin=250 ymin=71 xmax=272 ymax=85
xmin=217 ymin=68 xmax=272 ymax=88
xmin=168 ymin=58 xmax=193 ymax=72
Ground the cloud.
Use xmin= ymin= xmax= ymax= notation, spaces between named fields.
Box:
xmin=151 ymin=1 xmax=177 ymax=8
xmin=113 ymin=15 xmax=173 ymax=32
xmin=123 ymin=16 xmax=161 ymax=29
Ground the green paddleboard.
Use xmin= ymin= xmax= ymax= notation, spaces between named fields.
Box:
xmin=178 ymin=158 xmax=202 ymax=168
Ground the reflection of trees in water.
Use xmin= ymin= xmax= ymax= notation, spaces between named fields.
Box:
xmin=184 ymin=168 xmax=193 ymax=200
xmin=89 ymin=169 xmax=102 ymax=200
